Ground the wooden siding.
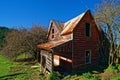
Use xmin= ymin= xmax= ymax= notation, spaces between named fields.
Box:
xmin=48 ymin=22 xmax=62 ymax=41
xmin=53 ymin=40 xmax=72 ymax=59
xmin=72 ymin=11 xmax=99 ymax=69
xmin=41 ymin=50 xmax=53 ymax=72
xmin=53 ymin=40 xmax=73 ymax=70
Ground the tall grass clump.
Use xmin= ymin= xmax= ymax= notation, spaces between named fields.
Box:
xmin=47 ymin=71 xmax=60 ymax=80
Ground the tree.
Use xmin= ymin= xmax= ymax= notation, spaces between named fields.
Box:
xmin=0 ymin=26 xmax=9 ymax=48
xmin=2 ymin=25 xmax=47 ymax=60
xmin=25 ymin=25 xmax=47 ymax=59
xmin=2 ymin=29 xmax=28 ymax=59
xmin=94 ymin=0 xmax=120 ymax=65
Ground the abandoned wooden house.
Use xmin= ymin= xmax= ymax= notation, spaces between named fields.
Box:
xmin=37 ymin=10 xmax=100 ymax=72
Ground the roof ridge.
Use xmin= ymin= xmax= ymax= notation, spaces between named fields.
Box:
xmin=51 ymin=19 xmax=64 ymax=24
xmin=61 ymin=11 xmax=86 ymax=35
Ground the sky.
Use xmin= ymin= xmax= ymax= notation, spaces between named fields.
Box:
xmin=0 ymin=0 xmax=101 ymax=29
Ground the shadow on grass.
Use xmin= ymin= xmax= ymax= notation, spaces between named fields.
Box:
xmin=73 ymin=64 xmax=108 ymax=75
xmin=54 ymin=63 xmax=108 ymax=77
xmin=14 ymin=57 xmax=36 ymax=65
xmin=0 ymin=72 xmax=26 ymax=79
xmin=14 ymin=57 xmax=35 ymax=62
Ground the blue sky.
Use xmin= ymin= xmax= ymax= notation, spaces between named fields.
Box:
xmin=0 ymin=0 xmax=101 ymax=28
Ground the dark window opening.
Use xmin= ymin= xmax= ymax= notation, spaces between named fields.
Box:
xmin=52 ymin=35 xmax=54 ymax=38
xmin=42 ymin=56 xmax=46 ymax=67
xmin=85 ymin=23 xmax=91 ymax=37
xmin=85 ymin=50 xmax=91 ymax=64
xmin=52 ymin=29 xmax=54 ymax=34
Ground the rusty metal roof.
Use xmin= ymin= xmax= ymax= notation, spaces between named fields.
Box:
xmin=38 ymin=10 xmax=89 ymax=50
xmin=52 ymin=20 xmax=64 ymax=31
xmin=48 ymin=20 xmax=64 ymax=33
xmin=61 ymin=12 xmax=85 ymax=35
xmin=37 ymin=39 xmax=72 ymax=51
xmin=47 ymin=20 xmax=64 ymax=38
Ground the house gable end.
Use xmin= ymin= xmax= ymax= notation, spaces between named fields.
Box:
xmin=61 ymin=10 xmax=90 ymax=35
xmin=73 ymin=10 xmax=99 ymax=38
xmin=47 ymin=20 xmax=63 ymax=41
xmin=72 ymin=10 xmax=100 ymax=69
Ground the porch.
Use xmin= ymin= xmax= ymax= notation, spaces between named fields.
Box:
xmin=37 ymin=49 xmax=72 ymax=73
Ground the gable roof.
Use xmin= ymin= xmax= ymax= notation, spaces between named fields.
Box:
xmin=61 ymin=12 xmax=86 ymax=35
xmin=47 ymin=20 xmax=64 ymax=38
xmin=52 ymin=20 xmax=64 ymax=31
xmin=47 ymin=10 xmax=90 ymax=36
xmin=38 ymin=10 xmax=97 ymax=51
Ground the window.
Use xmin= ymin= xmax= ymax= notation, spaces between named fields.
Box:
xmin=85 ymin=50 xmax=91 ymax=64
xmin=52 ymin=29 xmax=54 ymax=34
xmin=85 ymin=23 xmax=91 ymax=37
xmin=52 ymin=35 xmax=54 ymax=38
xmin=52 ymin=29 xmax=54 ymax=39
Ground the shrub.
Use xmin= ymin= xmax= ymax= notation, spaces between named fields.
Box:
xmin=101 ymin=64 xmax=120 ymax=80
xmin=118 ymin=66 xmax=120 ymax=71
xmin=47 ymin=71 xmax=60 ymax=80
xmin=90 ymin=77 xmax=99 ymax=80
xmin=116 ymin=64 xmax=120 ymax=71
xmin=82 ymin=72 xmax=92 ymax=78
xmin=81 ymin=72 xmax=99 ymax=80
xmin=106 ymin=64 xmax=120 ymax=73
xmin=106 ymin=65 xmax=117 ymax=73
xmin=62 ymin=75 xmax=71 ymax=80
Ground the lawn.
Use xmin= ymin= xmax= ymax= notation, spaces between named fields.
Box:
xmin=0 ymin=53 xmax=41 ymax=80
xmin=0 ymin=55 xmax=13 ymax=77
xmin=0 ymin=51 xmax=120 ymax=80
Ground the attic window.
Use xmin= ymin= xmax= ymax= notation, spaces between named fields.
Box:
xmin=85 ymin=23 xmax=91 ymax=37
xmin=52 ymin=35 xmax=54 ymax=38
xmin=52 ymin=29 xmax=54 ymax=34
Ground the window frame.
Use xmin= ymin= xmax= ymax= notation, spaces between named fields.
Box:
xmin=85 ymin=22 xmax=91 ymax=37
xmin=51 ymin=28 xmax=54 ymax=39
xmin=85 ymin=50 xmax=91 ymax=64
xmin=52 ymin=29 xmax=54 ymax=34
xmin=52 ymin=35 xmax=54 ymax=39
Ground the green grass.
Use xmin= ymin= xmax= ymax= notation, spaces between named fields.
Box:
xmin=0 ymin=53 xmax=41 ymax=80
xmin=1 ymin=51 xmax=120 ymax=80
xmin=17 ymin=53 xmax=32 ymax=59
xmin=0 ymin=55 xmax=14 ymax=77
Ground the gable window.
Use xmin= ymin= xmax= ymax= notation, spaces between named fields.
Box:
xmin=52 ymin=29 xmax=54 ymax=34
xmin=52 ymin=29 xmax=54 ymax=39
xmin=85 ymin=50 xmax=91 ymax=64
xmin=52 ymin=35 xmax=54 ymax=38
xmin=85 ymin=23 xmax=91 ymax=37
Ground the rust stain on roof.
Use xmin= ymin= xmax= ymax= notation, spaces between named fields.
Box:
xmin=37 ymin=39 xmax=71 ymax=51
xmin=38 ymin=11 xmax=88 ymax=50
xmin=61 ymin=12 xmax=85 ymax=35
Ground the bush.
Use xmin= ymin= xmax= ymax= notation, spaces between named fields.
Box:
xmin=101 ymin=64 xmax=120 ymax=80
xmin=82 ymin=72 xmax=92 ymax=78
xmin=62 ymin=75 xmax=71 ymax=80
xmin=47 ymin=71 xmax=60 ymax=80
xmin=116 ymin=64 xmax=120 ymax=71
xmin=118 ymin=66 xmax=120 ymax=71
xmin=81 ymin=72 xmax=99 ymax=80
xmin=106 ymin=64 xmax=120 ymax=73
xmin=106 ymin=65 xmax=117 ymax=72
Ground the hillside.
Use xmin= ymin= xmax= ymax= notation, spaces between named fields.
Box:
xmin=0 ymin=26 xmax=9 ymax=46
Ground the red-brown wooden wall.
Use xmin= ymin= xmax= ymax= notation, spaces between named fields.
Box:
xmin=72 ymin=11 xmax=99 ymax=69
